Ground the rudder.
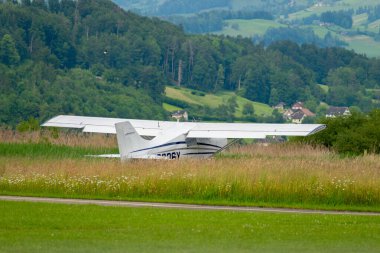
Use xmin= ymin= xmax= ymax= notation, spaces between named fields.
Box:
xmin=115 ymin=121 xmax=149 ymax=160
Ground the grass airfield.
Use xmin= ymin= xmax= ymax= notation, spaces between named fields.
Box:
xmin=1 ymin=201 xmax=380 ymax=253
xmin=1 ymin=131 xmax=380 ymax=252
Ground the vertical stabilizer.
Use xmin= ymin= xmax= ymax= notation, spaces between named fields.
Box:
xmin=115 ymin=121 xmax=149 ymax=160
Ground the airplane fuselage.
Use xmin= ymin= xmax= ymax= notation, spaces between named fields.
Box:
xmin=129 ymin=136 xmax=228 ymax=159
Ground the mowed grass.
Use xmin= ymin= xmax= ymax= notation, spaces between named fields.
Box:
xmin=165 ymin=86 xmax=273 ymax=116
xmin=1 ymin=201 xmax=380 ymax=253
xmin=1 ymin=132 xmax=380 ymax=211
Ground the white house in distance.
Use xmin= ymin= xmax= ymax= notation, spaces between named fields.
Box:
xmin=282 ymin=102 xmax=316 ymax=124
xmin=171 ymin=110 xmax=188 ymax=121
xmin=326 ymin=107 xmax=351 ymax=118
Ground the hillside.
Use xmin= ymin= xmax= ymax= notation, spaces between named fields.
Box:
xmin=115 ymin=0 xmax=380 ymax=57
xmin=1 ymin=0 xmax=380 ymax=128
xmin=113 ymin=0 xmax=314 ymax=16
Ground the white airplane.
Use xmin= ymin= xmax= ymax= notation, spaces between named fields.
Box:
xmin=42 ymin=115 xmax=326 ymax=160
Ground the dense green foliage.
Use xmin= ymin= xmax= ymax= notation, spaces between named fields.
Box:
xmin=299 ymin=9 xmax=354 ymax=29
xmin=320 ymin=10 xmax=354 ymax=29
xmin=297 ymin=110 xmax=380 ymax=155
xmin=0 ymin=64 xmax=166 ymax=126
xmin=357 ymin=4 xmax=380 ymax=22
xmin=0 ymin=0 xmax=379 ymax=127
xmin=256 ymin=28 xmax=347 ymax=48
xmin=0 ymin=0 xmax=175 ymax=125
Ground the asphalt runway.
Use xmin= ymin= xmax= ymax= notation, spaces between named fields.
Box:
xmin=1 ymin=196 xmax=379 ymax=216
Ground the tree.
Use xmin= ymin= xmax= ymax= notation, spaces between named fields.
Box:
xmin=269 ymin=88 xmax=280 ymax=106
xmin=0 ymin=34 xmax=20 ymax=66
xmin=31 ymin=0 xmax=47 ymax=10
xmin=21 ymin=0 xmax=31 ymax=6
xmin=226 ymin=96 xmax=238 ymax=114
xmin=300 ymin=110 xmax=380 ymax=155
xmin=242 ymin=103 xmax=254 ymax=116
xmin=214 ymin=64 xmax=224 ymax=92
xmin=326 ymin=67 xmax=360 ymax=88
xmin=48 ymin=0 xmax=60 ymax=13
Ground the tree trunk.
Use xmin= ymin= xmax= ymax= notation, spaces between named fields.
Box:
xmin=177 ymin=60 xmax=183 ymax=87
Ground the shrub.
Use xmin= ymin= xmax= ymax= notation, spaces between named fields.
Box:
xmin=294 ymin=109 xmax=380 ymax=155
xmin=16 ymin=117 xmax=40 ymax=132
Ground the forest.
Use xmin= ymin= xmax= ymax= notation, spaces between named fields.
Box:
xmin=255 ymin=28 xmax=347 ymax=48
xmin=0 ymin=0 xmax=379 ymax=127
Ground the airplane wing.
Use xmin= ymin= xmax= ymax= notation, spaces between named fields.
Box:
xmin=186 ymin=123 xmax=326 ymax=138
xmin=42 ymin=115 xmax=178 ymax=136
xmin=42 ymin=115 xmax=325 ymax=139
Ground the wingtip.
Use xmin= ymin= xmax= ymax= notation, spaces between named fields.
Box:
xmin=307 ymin=124 xmax=326 ymax=136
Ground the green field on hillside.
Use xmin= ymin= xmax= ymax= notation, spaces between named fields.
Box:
xmin=318 ymin=84 xmax=329 ymax=93
xmin=1 ymin=201 xmax=379 ymax=253
xmin=230 ymin=0 xmax=311 ymax=11
xmin=162 ymin=102 xmax=182 ymax=112
xmin=215 ymin=19 xmax=286 ymax=37
xmin=368 ymin=19 xmax=380 ymax=33
xmin=288 ymin=0 xmax=380 ymax=20
xmin=214 ymin=19 xmax=380 ymax=57
xmin=353 ymin=13 xmax=368 ymax=27
xmin=343 ymin=35 xmax=380 ymax=58
xmin=165 ymin=86 xmax=273 ymax=116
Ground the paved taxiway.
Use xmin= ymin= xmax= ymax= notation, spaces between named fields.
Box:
xmin=1 ymin=196 xmax=379 ymax=216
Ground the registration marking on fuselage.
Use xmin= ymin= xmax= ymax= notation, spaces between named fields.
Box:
xmin=157 ymin=151 xmax=181 ymax=159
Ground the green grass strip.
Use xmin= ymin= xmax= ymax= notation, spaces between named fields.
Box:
xmin=1 ymin=200 xmax=380 ymax=253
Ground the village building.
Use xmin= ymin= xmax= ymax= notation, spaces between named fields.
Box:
xmin=171 ymin=110 xmax=188 ymax=121
xmin=290 ymin=110 xmax=305 ymax=124
xmin=273 ymin=102 xmax=286 ymax=110
xmin=326 ymin=107 xmax=351 ymax=118
xmin=300 ymin=108 xmax=315 ymax=117
xmin=282 ymin=102 xmax=316 ymax=123
xmin=291 ymin=102 xmax=304 ymax=110
xmin=283 ymin=109 xmax=294 ymax=121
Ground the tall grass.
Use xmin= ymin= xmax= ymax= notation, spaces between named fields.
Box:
xmin=0 ymin=130 xmax=117 ymax=148
xmin=1 ymin=140 xmax=379 ymax=210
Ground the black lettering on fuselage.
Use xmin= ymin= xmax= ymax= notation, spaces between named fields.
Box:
xmin=157 ymin=152 xmax=181 ymax=159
